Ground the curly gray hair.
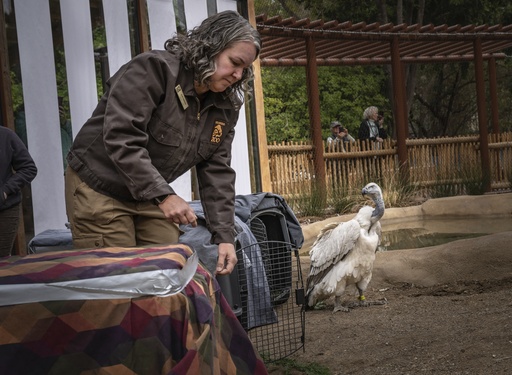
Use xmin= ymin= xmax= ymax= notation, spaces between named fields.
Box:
xmin=363 ymin=106 xmax=378 ymax=120
xmin=165 ymin=11 xmax=261 ymax=102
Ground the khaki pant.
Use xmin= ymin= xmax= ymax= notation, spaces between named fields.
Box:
xmin=65 ymin=166 xmax=180 ymax=249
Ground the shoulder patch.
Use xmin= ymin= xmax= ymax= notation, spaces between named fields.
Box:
xmin=210 ymin=120 xmax=225 ymax=143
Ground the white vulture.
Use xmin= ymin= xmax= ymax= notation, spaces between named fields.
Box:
xmin=305 ymin=182 xmax=386 ymax=313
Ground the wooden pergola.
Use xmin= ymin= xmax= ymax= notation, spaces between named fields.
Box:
xmin=252 ymin=14 xmax=512 ymax=192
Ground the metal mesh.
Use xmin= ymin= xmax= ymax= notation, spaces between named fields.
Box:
xmin=234 ymin=217 xmax=306 ymax=362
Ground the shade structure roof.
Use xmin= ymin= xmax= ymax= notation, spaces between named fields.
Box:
xmin=252 ymin=13 xmax=510 ymax=193
xmin=255 ymin=14 xmax=512 ymax=66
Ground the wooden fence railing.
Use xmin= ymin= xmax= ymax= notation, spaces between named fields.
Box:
xmin=267 ymin=132 xmax=512 ymax=198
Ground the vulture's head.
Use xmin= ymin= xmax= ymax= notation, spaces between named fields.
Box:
xmin=362 ymin=182 xmax=385 ymax=222
xmin=362 ymin=182 xmax=382 ymax=199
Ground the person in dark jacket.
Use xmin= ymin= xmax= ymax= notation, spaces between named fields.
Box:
xmin=377 ymin=112 xmax=388 ymax=140
xmin=0 ymin=126 xmax=37 ymax=257
xmin=358 ymin=106 xmax=384 ymax=149
xmin=358 ymin=106 xmax=380 ymax=141
xmin=65 ymin=11 xmax=260 ymax=276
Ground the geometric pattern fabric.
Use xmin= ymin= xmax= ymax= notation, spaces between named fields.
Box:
xmin=0 ymin=245 xmax=268 ymax=374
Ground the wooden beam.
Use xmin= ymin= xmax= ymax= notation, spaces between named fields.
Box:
xmin=247 ymin=0 xmax=272 ymax=192
xmin=305 ymin=36 xmax=326 ymax=197
xmin=474 ymin=37 xmax=491 ymax=192
xmin=137 ymin=0 xmax=150 ymax=53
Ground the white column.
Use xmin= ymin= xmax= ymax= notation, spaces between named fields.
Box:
xmin=183 ymin=0 xmax=208 ymax=28
xmin=147 ymin=0 xmax=177 ymax=51
xmin=102 ymin=0 xmax=132 ymax=76
xmin=60 ymin=0 xmax=99 ymax=139
xmin=13 ymin=0 xmax=67 ymax=232
xmin=216 ymin=0 xmax=238 ymax=12
xmin=217 ymin=0 xmax=253 ymax=195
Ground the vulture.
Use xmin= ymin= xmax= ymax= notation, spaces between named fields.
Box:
xmin=305 ymin=182 xmax=385 ymax=313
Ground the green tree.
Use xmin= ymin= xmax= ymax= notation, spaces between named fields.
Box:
xmin=262 ymin=67 xmax=309 ymax=142
xmin=262 ymin=65 xmax=388 ymax=142
xmin=255 ymin=0 xmax=512 ymax=137
xmin=317 ymin=66 xmax=388 ymax=138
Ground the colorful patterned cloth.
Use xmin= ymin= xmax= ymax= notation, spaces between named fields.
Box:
xmin=0 ymin=245 xmax=268 ymax=374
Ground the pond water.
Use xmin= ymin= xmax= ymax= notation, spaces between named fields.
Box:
xmin=379 ymin=216 xmax=512 ymax=251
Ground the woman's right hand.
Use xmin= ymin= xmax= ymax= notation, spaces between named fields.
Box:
xmin=158 ymin=194 xmax=197 ymax=227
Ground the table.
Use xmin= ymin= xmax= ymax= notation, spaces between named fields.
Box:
xmin=0 ymin=244 xmax=267 ymax=374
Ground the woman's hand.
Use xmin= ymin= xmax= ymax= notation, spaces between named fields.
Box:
xmin=158 ymin=194 xmax=197 ymax=227
xmin=216 ymin=242 xmax=237 ymax=275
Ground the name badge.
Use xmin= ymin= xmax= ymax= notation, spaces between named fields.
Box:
xmin=175 ymin=85 xmax=188 ymax=110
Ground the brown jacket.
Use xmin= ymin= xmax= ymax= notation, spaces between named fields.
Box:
xmin=67 ymin=50 xmax=240 ymax=244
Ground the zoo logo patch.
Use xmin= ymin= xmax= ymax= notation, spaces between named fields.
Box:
xmin=211 ymin=120 xmax=225 ymax=143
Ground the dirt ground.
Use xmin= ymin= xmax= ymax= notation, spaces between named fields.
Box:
xmin=268 ymin=229 xmax=512 ymax=375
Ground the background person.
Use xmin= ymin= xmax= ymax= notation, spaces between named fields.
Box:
xmin=65 ymin=11 xmax=261 ymax=276
xmin=0 ymin=126 xmax=37 ymax=257
xmin=340 ymin=126 xmax=356 ymax=144
xmin=358 ymin=106 xmax=384 ymax=146
xmin=377 ymin=111 xmax=388 ymax=140
xmin=326 ymin=121 xmax=343 ymax=145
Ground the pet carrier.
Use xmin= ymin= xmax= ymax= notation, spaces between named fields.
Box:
xmin=217 ymin=193 xmax=306 ymax=362
xmin=180 ymin=193 xmax=306 ymax=362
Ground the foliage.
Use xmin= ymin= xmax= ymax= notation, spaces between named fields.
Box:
xmin=287 ymin=167 xmax=421 ymax=219
xmin=495 ymin=59 xmax=512 ymax=133
xmin=288 ymin=183 xmax=327 ymax=217
xmin=262 ymin=67 xmax=310 ymax=141
xmin=262 ymin=65 xmax=389 ymax=142
xmin=327 ymin=184 xmax=359 ymax=215
xmin=380 ymin=171 xmax=417 ymax=207
xmin=254 ymin=0 xmax=512 ymax=139
xmin=410 ymin=63 xmax=479 ymax=137
xmin=422 ymin=0 xmax=512 ymax=25
xmin=318 ymin=66 xmax=389 ymax=137
xmin=296 ymin=0 xmax=512 ymax=25
xmin=254 ymin=0 xmax=310 ymax=18
xmin=427 ymin=158 xmax=487 ymax=197
xmin=296 ymin=0 xmax=380 ymax=22
xmin=9 ymin=71 xmax=23 ymax=112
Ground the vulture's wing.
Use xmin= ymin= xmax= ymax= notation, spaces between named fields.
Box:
xmin=308 ymin=219 xmax=361 ymax=278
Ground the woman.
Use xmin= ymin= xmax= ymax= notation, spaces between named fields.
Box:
xmin=0 ymin=126 xmax=37 ymax=257
xmin=358 ymin=106 xmax=383 ymax=145
xmin=65 ymin=11 xmax=261 ymax=275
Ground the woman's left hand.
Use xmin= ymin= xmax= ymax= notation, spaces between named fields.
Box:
xmin=216 ymin=242 xmax=237 ymax=275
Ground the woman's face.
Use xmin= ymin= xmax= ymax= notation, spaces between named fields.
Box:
xmin=207 ymin=41 xmax=257 ymax=93
xmin=370 ymin=110 xmax=379 ymax=121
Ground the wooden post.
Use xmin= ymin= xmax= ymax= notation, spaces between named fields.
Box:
xmin=305 ymin=36 xmax=326 ymax=199
xmin=473 ymin=38 xmax=491 ymax=192
xmin=247 ymin=0 xmax=272 ymax=192
xmin=136 ymin=0 xmax=150 ymax=53
xmin=390 ymin=36 xmax=409 ymax=181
